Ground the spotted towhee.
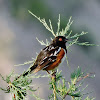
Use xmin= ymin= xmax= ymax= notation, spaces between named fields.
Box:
xmin=23 ymin=36 xmax=68 ymax=76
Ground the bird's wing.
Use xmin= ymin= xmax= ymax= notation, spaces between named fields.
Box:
xmin=33 ymin=46 xmax=62 ymax=73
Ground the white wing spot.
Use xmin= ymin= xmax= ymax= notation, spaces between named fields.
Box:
xmin=54 ymin=47 xmax=61 ymax=56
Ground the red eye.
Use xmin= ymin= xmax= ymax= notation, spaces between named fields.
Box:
xmin=59 ymin=38 xmax=62 ymax=41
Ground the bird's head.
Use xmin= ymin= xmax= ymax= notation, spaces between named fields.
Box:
xmin=52 ymin=36 xmax=68 ymax=48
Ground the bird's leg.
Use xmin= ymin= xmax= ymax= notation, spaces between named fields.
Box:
xmin=46 ymin=70 xmax=55 ymax=76
xmin=46 ymin=70 xmax=51 ymax=74
xmin=52 ymin=70 xmax=57 ymax=81
xmin=46 ymin=70 xmax=56 ymax=81
xmin=46 ymin=70 xmax=52 ymax=77
xmin=52 ymin=71 xmax=56 ymax=81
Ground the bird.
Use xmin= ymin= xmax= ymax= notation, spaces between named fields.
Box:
xmin=23 ymin=36 xmax=68 ymax=77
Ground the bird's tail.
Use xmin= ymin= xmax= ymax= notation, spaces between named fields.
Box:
xmin=23 ymin=64 xmax=37 ymax=76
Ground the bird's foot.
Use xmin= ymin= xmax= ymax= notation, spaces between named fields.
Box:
xmin=51 ymin=71 xmax=56 ymax=81
xmin=46 ymin=70 xmax=56 ymax=81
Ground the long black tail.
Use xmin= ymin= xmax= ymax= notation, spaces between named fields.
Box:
xmin=23 ymin=65 xmax=37 ymax=77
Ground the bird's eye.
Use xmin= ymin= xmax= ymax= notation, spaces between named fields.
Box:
xmin=59 ymin=38 xmax=62 ymax=41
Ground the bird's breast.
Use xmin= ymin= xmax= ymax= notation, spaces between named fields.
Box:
xmin=45 ymin=48 xmax=65 ymax=70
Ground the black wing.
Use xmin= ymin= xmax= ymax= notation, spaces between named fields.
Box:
xmin=33 ymin=45 xmax=62 ymax=73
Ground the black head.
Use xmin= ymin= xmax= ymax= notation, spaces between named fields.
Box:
xmin=52 ymin=36 xmax=68 ymax=48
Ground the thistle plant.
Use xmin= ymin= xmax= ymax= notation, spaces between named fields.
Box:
xmin=0 ymin=11 xmax=96 ymax=100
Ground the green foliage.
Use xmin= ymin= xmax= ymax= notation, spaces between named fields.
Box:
xmin=28 ymin=10 xmax=98 ymax=50
xmin=0 ymin=13 xmax=96 ymax=100
xmin=0 ymin=72 xmax=48 ymax=100
xmin=48 ymin=68 xmax=95 ymax=100
xmin=71 ymin=67 xmax=82 ymax=80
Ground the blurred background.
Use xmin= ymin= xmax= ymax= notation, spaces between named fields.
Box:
xmin=0 ymin=0 xmax=100 ymax=100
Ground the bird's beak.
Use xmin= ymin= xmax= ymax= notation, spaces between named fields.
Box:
xmin=65 ymin=38 xmax=69 ymax=42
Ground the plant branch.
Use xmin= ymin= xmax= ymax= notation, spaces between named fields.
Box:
xmin=63 ymin=73 xmax=93 ymax=99
xmin=51 ymin=72 xmax=57 ymax=100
